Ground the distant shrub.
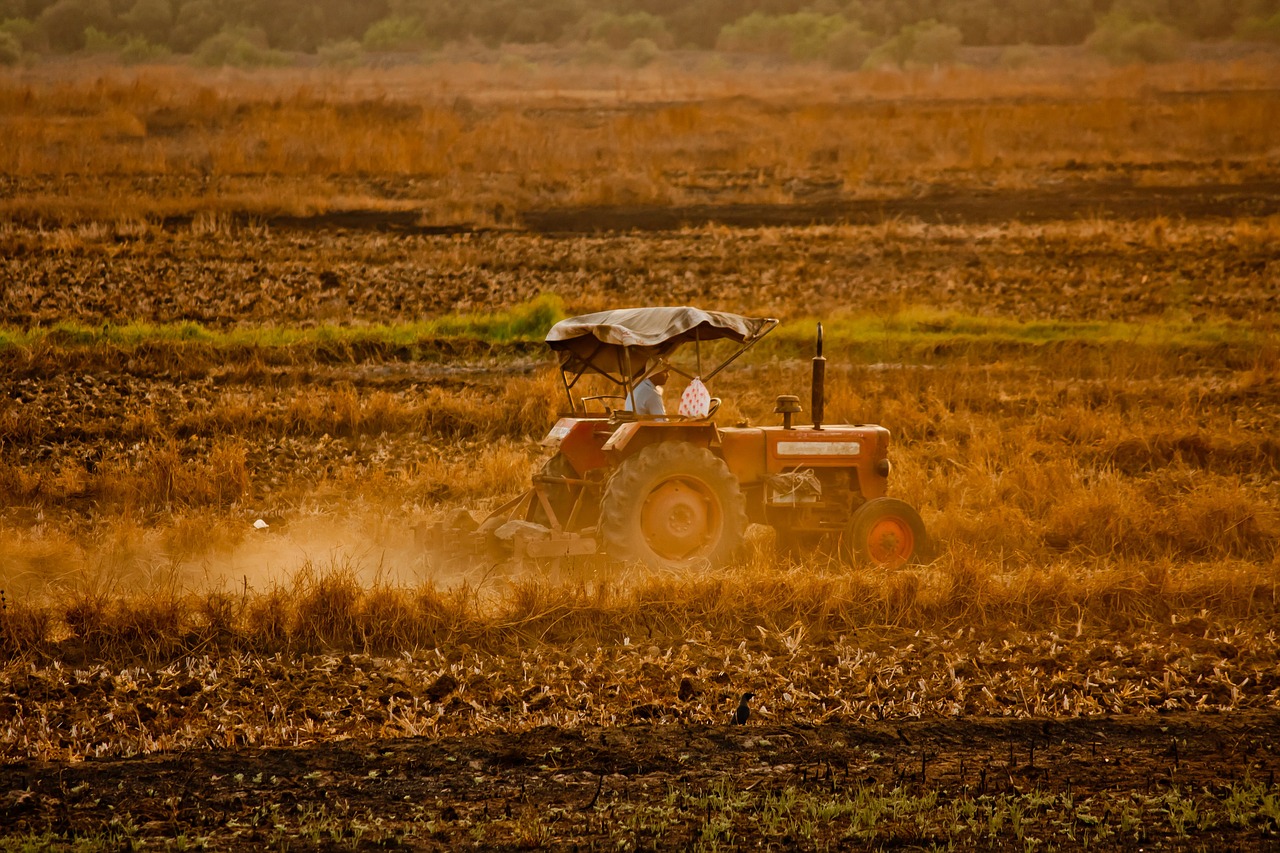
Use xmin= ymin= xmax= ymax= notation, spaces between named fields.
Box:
xmin=81 ymin=25 xmax=119 ymax=53
xmin=1235 ymin=12 xmax=1280 ymax=43
xmin=120 ymin=34 xmax=170 ymax=64
xmin=824 ymin=22 xmax=874 ymax=70
xmin=120 ymin=0 xmax=172 ymax=45
xmin=864 ymin=19 xmax=962 ymax=69
xmin=318 ymin=38 xmax=363 ymax=67
xmin=717 ymin=12 xmax=846 ymax=61
xmin=362 ymin=15 xmax=427 ymax=53
xmin=38 ymin=0 xmax=113 ymax=52
xmin=574 ymin=39 xmax=611 ymax=66
xmin=1 ymin=17 xmax=44 ymax=52
xmin=581 ymin=11 xmax=670 ymax=50
xmin=717 ymin=12 xmax=785 ymax=54
xmin=195 ymin=28 xmax=288 ymax=68
xmin=497 ymin=48 xmax=535 ymax=74
xmin=1086 ymin=13 xmax=1184 ymax=63
xmin=912 ymin=20 xmax=963 ymax=64
xmin=626 ymin=36 xmax=661 ymax=67
xmin=169 ymin=0 xmax=221 ymax=53
xmin=1000 ymin=43 xmax=1038 ymax=69
xmin=0 ymin=30 xmax=19 ymax=65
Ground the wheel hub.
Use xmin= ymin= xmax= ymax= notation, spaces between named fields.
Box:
xmin=640 ymin=477 xmax=721 ymax=561
xmin=866 ymin=516 xmax=914 ymax=568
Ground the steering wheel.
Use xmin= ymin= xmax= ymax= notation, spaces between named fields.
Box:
xmin=580 ymin=395 xmax=627 ymax=415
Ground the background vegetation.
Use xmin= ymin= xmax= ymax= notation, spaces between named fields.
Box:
xmin=1 ymin=0 xmax=1280 ymax=68
xmin=2 ymin=59 xmax=1277 ymax=231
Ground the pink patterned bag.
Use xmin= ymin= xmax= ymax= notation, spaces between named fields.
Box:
xmin=678 ymin=377 xmax=712 ymax=419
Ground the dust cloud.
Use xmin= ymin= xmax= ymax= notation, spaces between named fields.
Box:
xmin=0 ymin=510 xmax=491 ymax=602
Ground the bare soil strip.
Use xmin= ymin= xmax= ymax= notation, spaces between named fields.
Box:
xmin=129 ymin=182 xmax=1280 ymax=236
xmin=520 ymin=182 xmax=1280 ymax=233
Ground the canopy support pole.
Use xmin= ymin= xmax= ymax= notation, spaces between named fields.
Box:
xmin=705 ymin=318 xmax=780 ymax=381
xmin=621 ymin=346 xmax=634 ymax=405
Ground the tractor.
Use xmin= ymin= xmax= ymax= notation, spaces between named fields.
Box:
xmin=426 ymin=306 xmax=927 ymax=572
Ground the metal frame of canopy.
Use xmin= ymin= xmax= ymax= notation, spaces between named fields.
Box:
xmin=544 ymin=307 xmax=779 ymax=415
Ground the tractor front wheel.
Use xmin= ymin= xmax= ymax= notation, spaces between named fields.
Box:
xmin=843 ymin=498 xmax=928 ymax=569
xmin=600 ymin=442 xmax=747 ymax=570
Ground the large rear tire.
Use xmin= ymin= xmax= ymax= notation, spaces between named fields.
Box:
xmin=843 ymin=497 xmax=928 ymax=569
xmin=600 ymin=442 xmax=747 ymax=570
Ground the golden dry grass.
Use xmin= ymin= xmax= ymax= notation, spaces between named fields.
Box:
xmin=3 ymin=549 xmax=1278 ymax=666
xmin=1 ymin=59 xmax=1277 ymax=224
xmin=2 ymin=333 xmax=1276 ymax=664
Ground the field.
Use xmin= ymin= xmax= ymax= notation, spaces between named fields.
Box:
xmin=2 ymin=56 xmax=1280 ymax=850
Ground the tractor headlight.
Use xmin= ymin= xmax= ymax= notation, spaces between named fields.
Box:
xmin=874 ymin=458 xmax=891 ymax=478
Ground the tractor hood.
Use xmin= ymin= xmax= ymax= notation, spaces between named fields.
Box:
xmin=546 ymin=307 xmax=776 ymax=380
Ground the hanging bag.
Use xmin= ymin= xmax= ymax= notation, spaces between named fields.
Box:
xmin=678 ymin=377 xmax=712 ymax=419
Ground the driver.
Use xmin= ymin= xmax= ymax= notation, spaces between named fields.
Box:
xmin=625 ymin=365 xmax=669 ymax=417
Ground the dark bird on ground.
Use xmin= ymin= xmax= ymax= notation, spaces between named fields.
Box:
xmin=733 ymin=692 xmax=755 ymax=725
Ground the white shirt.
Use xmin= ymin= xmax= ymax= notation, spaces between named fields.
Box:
xmin=625 ymin=378 xmax=665 ymax=417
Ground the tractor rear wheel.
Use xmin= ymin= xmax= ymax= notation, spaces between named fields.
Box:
xmin=843 ymin=498 xmax=928 ymax=569
xmin=600 ymin=442 xmax=747 ymax=570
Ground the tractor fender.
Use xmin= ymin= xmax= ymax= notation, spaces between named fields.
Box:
xmin=602 ymin=420 xmax=719 ymax=458
xmin=541 ymin=417 xmax=611 ymax=449
xmin=540 ymin=417 xmax=609 ymax=475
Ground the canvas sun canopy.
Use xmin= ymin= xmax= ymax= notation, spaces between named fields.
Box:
xmin=546 ymin=307 xmax=777 ymax=382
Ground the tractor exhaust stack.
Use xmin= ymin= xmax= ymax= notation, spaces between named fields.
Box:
xmin=812 ymin=322 xmax=825 ymax=430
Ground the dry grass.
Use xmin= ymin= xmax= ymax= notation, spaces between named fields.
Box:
xmin=3 ymin=550 xmax=1277 ymax=665
xmin=1 ymin=59 xmax=1277 ymax=224
xmin=3 ymin=313 xmax=1276 ymax=609
xmin=2 ymin=335 xmax=1276 ymax=661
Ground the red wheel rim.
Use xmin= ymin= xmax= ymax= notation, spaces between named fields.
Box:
xmin=640 ymin=477 xmax=721 ymax=561
xmin=865 ymin=516 xmax=914 ymax=567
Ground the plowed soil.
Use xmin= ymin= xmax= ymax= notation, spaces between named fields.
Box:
xmin=4 ymin=614 xmax=1280 ymax=848
xmin=3 ymin=180 xmax=1278 ymax=330
xmin=3 ymin=712 xmax=1277 ymax=849
xmin=520 ymin=180 xmax=1280 ymax=232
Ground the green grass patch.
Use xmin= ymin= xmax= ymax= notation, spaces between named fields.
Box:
xmin=422 ymin=293 xmax=566 ymax=341
xmin=5 ymin=295 xmax=569 ymax=352
xmin=1 ymin=300 xmax=1267 ymax=360
xmin=776 ymin=308 xmax=1262 ymax=352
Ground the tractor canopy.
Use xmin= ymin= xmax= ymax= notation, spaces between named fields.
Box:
xmin=546 ymin=307 xmax=778 ymax=389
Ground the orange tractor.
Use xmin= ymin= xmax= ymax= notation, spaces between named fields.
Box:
xmin=432 ymin=307 xmax=927 ymax=571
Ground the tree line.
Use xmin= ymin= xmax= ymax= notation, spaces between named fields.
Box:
xmin=1 ymin=0 xmax=1278 ymax=66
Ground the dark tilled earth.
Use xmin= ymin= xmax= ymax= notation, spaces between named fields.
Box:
xmin=520 ymin=181 xmax=1280 ymax=232
xmin=2 ymin=712 xmax=1278 ymax=850
xmin=3 ymin=181 xmax=1278 ymax=329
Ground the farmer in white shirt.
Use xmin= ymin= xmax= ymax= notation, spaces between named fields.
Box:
xmin=625 ymin=366 xmax=669 ymax=417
